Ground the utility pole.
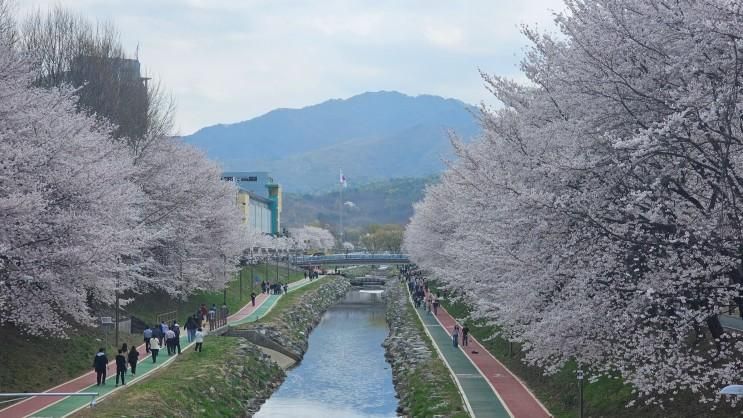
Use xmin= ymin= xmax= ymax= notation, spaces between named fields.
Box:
xmin=114 ymin=277 xmax=119 ymax=349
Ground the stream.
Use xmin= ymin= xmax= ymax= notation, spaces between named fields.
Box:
xmin=254 ymin=288 xmax=397 ymax=418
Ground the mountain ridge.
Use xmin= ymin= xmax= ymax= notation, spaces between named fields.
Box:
xmin=184 ymin=90 xmax=480 ymax=192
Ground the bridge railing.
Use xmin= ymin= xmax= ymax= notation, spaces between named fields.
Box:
xmin=293 ymin=253 xmax=410 ymax=264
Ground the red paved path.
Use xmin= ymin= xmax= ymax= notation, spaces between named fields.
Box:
xmin=431 ymin=296 xmax=552 ymax=418
xmin=0 ymin=292 xmax=271 ymax=418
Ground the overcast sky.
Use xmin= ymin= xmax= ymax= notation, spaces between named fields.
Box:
xmin=19 ymin=0 xmax=565 ymax=135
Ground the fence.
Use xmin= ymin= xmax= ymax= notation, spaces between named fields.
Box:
xmin=157 ymin=310 xmax=177 ymax=326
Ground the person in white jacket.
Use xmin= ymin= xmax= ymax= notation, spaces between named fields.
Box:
xmin=194 ymin=328 xmax=205 ymax=352
xmin=150 ymin=336 xmax=161 ymax=363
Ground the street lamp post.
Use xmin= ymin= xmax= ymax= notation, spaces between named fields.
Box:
xmin=222 ymin=254 xmax=227 ymax=306
xmin=577 ymin=369 xmax=584 ymax=418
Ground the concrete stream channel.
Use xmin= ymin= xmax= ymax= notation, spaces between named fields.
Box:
xmin=250 ymin=278 xmax=398 ymax=418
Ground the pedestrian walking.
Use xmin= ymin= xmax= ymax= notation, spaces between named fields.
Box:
xmin=462 ymin=325 xmax=470 ymax=347
xmin=452 ymin=325 xmax=460 ymax=348
xmin=172 ymin=320 xmax=182 ymax=354
xmin=194 ymin=327 xmax=204 ymax=352
xmin=159 ymin=321 xmax=169 ymax=346
xmin=432 ymin=297 xmax=439 ymax=315
xmin=128 ymin=346 xmax=139 ymax=376
xmin=151 ymin=325 xmax=162 ymax=349
xmin=150 ymin=337 xmax=161 ymax=363
xmin=143 ymin=326 xmax=152 ymax=353
xmin=251 ymin=292 xmax=256 ymax=307
xmin=199 ymin=304 xmax=208 ymax=327
xmin=115 ymin=349 xmax=127 ymax=386
xmin=208 ymin=306 xmax=216 ymax=330
xmin=185 ymin=315 xmax=197 ymax=343
xmin=165 ymin=328 xmax=176 ymax=355
xmin=92 ymin=348 xmax=108 ymax=386
xmin=283 ymin=283 xmax=288 ymax=294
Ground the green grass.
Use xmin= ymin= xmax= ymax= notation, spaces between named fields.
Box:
xmin=73 ymin=336 xmax=283 ymax=418
xmin=126 ymin=263 xmax=305 ymax=326
xmin=433 ymin=284 xmax=741 ymax=418
xmin=254 ymin=276 xmax=330 ymax=324
xmin=0 ymin=324 xmax=141 ymax=393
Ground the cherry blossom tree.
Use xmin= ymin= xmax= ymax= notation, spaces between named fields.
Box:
xmin=288 ymin=226 xmax=336 ymax=251
xmin=0 ymin=38 xmax=145 ymax=336
xmin=406 ymin=0 xmax=743 ymax=405
xmin=0 ymin=5 xmax=249 ymax=334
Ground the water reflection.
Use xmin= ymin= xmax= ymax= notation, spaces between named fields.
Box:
xmin=254 ymin=289 xmax=397 ymax=418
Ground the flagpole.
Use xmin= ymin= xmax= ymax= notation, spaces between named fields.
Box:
xmin=340 ymin=175 xmax=344 ymax=249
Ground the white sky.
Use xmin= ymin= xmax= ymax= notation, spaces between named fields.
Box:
xmin=18 ymin=0 xmax=565 ymax=135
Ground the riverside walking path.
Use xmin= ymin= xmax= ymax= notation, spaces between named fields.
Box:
xmin=411 ymin=290 xmax=551 ymax=418
xmin=0 ymin=277 xmax=318 ymax=418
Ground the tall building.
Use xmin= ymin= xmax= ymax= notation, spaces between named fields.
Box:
xmin=222 ymin=172 xmax=282 ymax=235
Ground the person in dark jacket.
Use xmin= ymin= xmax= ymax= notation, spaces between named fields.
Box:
xmin=127 ymin=346 xmax=140 ymax=376
xmin=151 ymin=326 xmax=162 ymax=348
xmin=172 ymin=320 xmax=181 ymax=354
xmin=184 ymin=315 xmax=197 ymax=343
xmin=92 ymin=348 xmax=108 ymax=386
xmin=250 ymin=292 xmax=257 ymax=307
xmin=115 ymin=349 xmax=127 ymax=386
xmin=143 ymin=326 xmax=153 ymax=353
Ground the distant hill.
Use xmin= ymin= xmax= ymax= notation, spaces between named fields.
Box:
xmin=282 ymin=176 xmax=436 ymax=230
xmin=183 ymin=91 xmax=479 ymax=192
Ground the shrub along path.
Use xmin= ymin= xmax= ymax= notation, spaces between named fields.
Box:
xmin=0 ymin=278 xmax=317 ymax=418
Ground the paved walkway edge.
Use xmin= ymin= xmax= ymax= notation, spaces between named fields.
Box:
xmin=405 ymin=286 xmax=477 ymax=418
xmin=429 ymin=291 xmax=551 ymax=418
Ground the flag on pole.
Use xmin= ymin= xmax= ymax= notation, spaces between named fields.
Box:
xmin=340 ymin=169 xmax=347 ymax=188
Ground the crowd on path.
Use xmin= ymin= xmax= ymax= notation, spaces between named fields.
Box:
xmin=402 ymin=266 xmax=469 ymax=349
xmin=85 ymin=275 xmax=313 ymax=392
xmin=260 ymin=280 xmax=289 ymax=295
xmin=93 ymin=305 xmax=216 ymax=386
xmin=304 ymin=269 xmax=321 ymax=280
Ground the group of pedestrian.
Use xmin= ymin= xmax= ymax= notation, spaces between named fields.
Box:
xmin=92 ymin=305 xmax=217 ymax=388
xmin=304 ymin=269 xmax=320 ymax=280
xmin=402 ymin=266 xmax=469 ymax=349
xmin=260 ymin=280 xmax=288 ymax=294
xmin=142 ymin=317 xmax=205 ymax=363
xmin=91 ymin=344 xmax=140 ymax=387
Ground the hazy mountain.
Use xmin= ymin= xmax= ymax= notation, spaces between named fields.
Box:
xmin=184 ymin=91 xmax=479 ymax=192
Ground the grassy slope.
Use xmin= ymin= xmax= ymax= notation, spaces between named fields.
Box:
xmin=74 ymin=336 xmax=282 ymax=418
xmin=438 ymin=294 xmax=740 ymax=418
xmin=0 ymin=325 xmax=141 ymax=393
xmin=125 ymin=263 xmax=305 ymax=326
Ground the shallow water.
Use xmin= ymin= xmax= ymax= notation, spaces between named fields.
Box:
xmin=254 ymin=288 xmax=397 ymax=418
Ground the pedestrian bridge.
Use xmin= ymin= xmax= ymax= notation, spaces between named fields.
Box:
xmin=293 ymin=253 xmax=410 ymax=266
